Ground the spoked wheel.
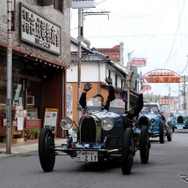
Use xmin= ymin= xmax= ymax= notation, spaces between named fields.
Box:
xmin=140 ymin=126 xmax=150 ymax=164
xmin=38 ymin=127 xmax=55 ymax=172
xmin=159 ymin=122 xmax=165 ymax=144
xmin=121 ymin=128 xmax=135 ymax=175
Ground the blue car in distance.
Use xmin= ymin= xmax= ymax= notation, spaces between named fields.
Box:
xmin=167 ymin=111 xmax=188 ymax=131
xmin=135 ymin=103 xmax=173 ymax=144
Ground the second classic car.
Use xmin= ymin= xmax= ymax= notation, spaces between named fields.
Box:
xmin=134 ymin=103 xmax=173 ymax=143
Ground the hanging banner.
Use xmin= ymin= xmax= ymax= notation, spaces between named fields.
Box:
xmin=143 ymin=69 xmax=181 ymax=83
xmin=44 ymin=108 xmax=58 ymax=134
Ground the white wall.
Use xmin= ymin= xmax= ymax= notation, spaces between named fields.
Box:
xmin=67 ymin=62 xmax=107 ymax=82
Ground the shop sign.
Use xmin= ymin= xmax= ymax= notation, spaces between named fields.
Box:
xmin=71 ymin=0 xmax=96 ymax=9
xmin=144 ymin=70 xmax=181 ymax=83
xmin=144 ymin=76 xmax=180 ymax=83
xmin=20 ymin=3 xmax=61 ymax=55
xmin=131 ymin=58 xmax=147 ymax=67
xmin=157 ymin=99 xmax=172 ymax=105
xmin=142 ymin=84 xmax=151 ymax=91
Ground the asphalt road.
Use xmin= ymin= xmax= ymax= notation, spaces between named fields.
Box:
xmin=0 ymin=130 xmax=188 ymax=188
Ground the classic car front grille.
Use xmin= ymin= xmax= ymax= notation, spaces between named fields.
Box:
xmin=80 ymin=116 xmax=96 ymax=142
xmin=177 ymin=116 xmax=184 ymax=123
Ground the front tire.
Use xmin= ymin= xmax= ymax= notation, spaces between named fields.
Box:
xmin=140 ymin=126 xmax=150 ymax=164
xmin=38 ymin=127 xmax=55 ymax=172
xmin=121 ymin=128 xmax=134 ymax=175
xmin=159 ymin=122 xmax=165 ymax=144
xmin=167 ymin=125 xmax=173 ymax=141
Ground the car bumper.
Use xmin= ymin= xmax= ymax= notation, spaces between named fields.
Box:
xmin=54 ymin=142 xmax=121 ymax=162
xmin=173 ymin=124 xmax=188 ymax=130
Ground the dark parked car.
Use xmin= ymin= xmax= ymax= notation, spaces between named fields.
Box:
xmin=134 ymin=103 xmax=173 ymax=144
xmin=38 ymin=96 xmax=150 ymax=175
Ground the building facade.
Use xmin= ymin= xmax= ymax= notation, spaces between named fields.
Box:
xmin=0 ymin=0 xmax=70 ymax=141
xmin=68 ymin=38 xmax=138 ymax=124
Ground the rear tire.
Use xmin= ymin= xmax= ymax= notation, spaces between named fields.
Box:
xmin=38 ymin=128 xmax=55 ymax=172
xmin=140 ymin=126 xmax=150 ymax=164
xmin=121 ymin=128 xmax=134 ymax=175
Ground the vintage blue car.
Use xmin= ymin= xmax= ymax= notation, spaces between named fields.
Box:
xmin=38 ymin=97 xmax=150 ymax=175
xmin=167 ymin=111 xmax=188 ymax=131
xmin=134 ymin=103 xmax=173 ymax=144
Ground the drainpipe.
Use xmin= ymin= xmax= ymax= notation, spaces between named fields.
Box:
xmin=98 ymin=62 xmax=101 ymax=93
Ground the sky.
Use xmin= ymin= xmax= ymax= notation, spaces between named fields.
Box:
xmin=70 ymin=0 xmax=188 ymax=96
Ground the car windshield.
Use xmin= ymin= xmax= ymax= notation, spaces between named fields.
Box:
xmin=86 ymin=98 xmax=125 ymax=113
xmin=143 ymin=104 xmax=159 ymax=112
xmin=150 ymin=107 xmax=158 ymax=113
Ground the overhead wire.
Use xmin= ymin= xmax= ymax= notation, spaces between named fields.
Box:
xmin=162 ymin=0 xmax=186 ymax=69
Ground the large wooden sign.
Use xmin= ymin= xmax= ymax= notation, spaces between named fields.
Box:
xmin=143 ymin=69 xmax=181 ymax=83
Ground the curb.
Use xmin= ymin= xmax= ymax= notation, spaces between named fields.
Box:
xmin=0 ymin=138 xmax=67 ymax=158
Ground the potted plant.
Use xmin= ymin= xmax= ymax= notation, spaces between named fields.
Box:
xmin=24 ymin=128 xmax=30 ymax=141
xmin=30 ymin=129 xmax=40 ymax=139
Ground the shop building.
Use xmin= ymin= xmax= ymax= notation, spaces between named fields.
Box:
xmin=0 ymin=0 xmax=70 ymax=141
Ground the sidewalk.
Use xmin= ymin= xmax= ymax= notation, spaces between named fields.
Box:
xmin=0 ymin=138 xmax=67 ymax=158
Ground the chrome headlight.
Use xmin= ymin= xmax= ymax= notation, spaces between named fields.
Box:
xmin=101 ymin=117 xmax=114 ymax=131
xmin=150 ymin=118 xmax=156 ymax=125
xmin=60 ymin=116 xmax=73 ymax=130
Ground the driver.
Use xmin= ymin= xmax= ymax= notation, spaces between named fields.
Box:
xmin=79 ymin=77 xmax=115 ymax=110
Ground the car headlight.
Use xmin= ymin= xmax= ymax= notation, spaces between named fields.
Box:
xmin=60 ymin=116 xmax=73 ymax=130
xmin=150 ymin=118 xmax=156 ymax=125
xmin=101 ymin=117 xmax=114 ymax=131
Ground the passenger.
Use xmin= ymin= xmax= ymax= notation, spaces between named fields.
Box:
xmin=124 ymin=88 xmax=145 ymax=119
xmin=79 ymin=77 xmax=115 ymax=110
xmin=158 ymin=110 xmax=171 ymax=133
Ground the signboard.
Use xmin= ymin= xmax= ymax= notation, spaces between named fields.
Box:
xmin=143 ymin=70 xmax=181 ymax=83
xmin=157 ymin=99 xmax=172 ymax=105
xmin=44 ymin=108 xmax=58 ymax=134
xmin=145 ymin=76 xmax=180 ymax=83
xmin=71 ymin=0 xmax=96 ymax=8
xmin=37 ymin=0 xmax=53 ymax=6
xmin=142 ymin=84 xmax=151 ymax=91
xmin=131 ymin=58 xmax=147 ymax=67
xmin=20 ymin=3 xmax=61 ymax=55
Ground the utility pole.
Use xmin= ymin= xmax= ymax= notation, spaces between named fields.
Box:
xmin=183 ymin=75 xmax=186 ymax=110
xmin=77 ymin=8 xmax=84 ymax=123
xmin=76 ymin=10 xmax=110 ymax=122
xmin=6 ymin=0 xmax=13 ymax=154
xmin=127 ymin=50 xmax=134 ymax=111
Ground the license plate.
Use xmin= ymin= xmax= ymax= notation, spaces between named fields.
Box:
xmin=76 ymin=151 xmax=98 ymax=162
xmin=177 ymin=127 xmax=183 ymax=130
